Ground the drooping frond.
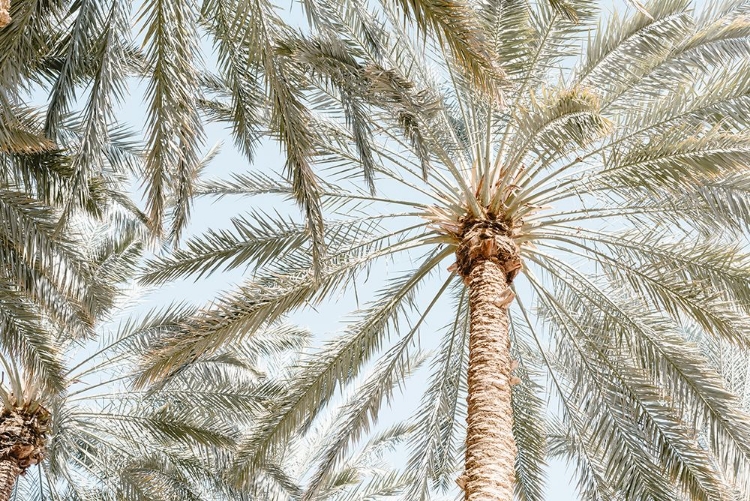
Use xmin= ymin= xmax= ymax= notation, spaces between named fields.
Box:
xmin=385 ymin=0 xmax=504 ymax=99
xmin=508 ymin=315 xmax=547 ymax=501
xmin=230 ymin=248 xmax=449 ymax=487
xmin=199 ymin=0 xmax=264 ymax=162
xmin=138 ymin=0 xmax=204 ymax=238
xmin=404 ymin=285 xmax=468 ymax=500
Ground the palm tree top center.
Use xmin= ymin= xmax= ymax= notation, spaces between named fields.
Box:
xmin=452 ymin=212 xmax=522 ymax=282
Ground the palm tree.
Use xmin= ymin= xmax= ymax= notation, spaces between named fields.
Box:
xmin=0 ymin=221 xmax=316 ymax=501
xmin=138 ymin=0 xmax=750 ymax=499
xmin=0 ymin=1 xmax=489 ymax=496
xmin=9 ymin=359 xmax=413 ymax=501
xmin=0 ymin=223 xmax=142 ymax=500
xmin=0 ymin=362 xmax=51 ymax=501
xmin=0 ymin=157 xmax=150 ymax=495
xmin=0 ymin=318 xmax=310 ymax=501
xmin=0 ymin=138 xmax=154 ymax=496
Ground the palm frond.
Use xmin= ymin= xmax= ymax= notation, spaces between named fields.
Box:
xmin=575 ymin=0 xmax=693 ymax=104
xmin=231 ymin=249 xmax=449 ymax=487
xmin=386 ymin=0 xmax=504 ymax=99
xmin=300 ymin=335 xmax=428 ymax=501
xmin=508 ymin=315 xmax=547 ymax=501
xmin=530 ymin=272 xmax=727 ymax=501
xmin=128 ymin=1 xmax=750 ymax=498
xmin=404 ymin=285 xmax=468 ymax=500
xmin=138 ymin=0 xmax=204 ymax=238
xmin=199 ymin=0 xmax=264 ymax=162
xmin=139 ymin=211 xmax=387 ymax=285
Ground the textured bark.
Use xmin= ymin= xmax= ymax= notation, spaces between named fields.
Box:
xmin=0 ymin=459 xmax=20 ymax=501
xmin=0 ymin=0 xmax=9 ymax=28
xmin=0 ymin=407 xmax=50 ymax=500
xmin=0 ymin=409 xmax=49 ymax=470
xmin=464 ymin=258 xmax=516 ymax=501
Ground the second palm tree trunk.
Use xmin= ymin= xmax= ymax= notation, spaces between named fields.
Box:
xmin=0 ymin=460 xmax=20 ymax=501
xmin=464 ymin=258 xmax=516 ymax=501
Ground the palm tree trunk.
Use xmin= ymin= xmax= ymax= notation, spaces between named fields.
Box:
xmin=0 ymin=459 xmax=20 ymax=501
xmin=0 ymin=0 xmax=10 ymax=28
xmin=464 ymin=258 xmax=516 ymax=501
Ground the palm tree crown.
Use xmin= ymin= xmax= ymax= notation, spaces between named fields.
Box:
xmin=138 ymin=0 xmax=750 ymax=499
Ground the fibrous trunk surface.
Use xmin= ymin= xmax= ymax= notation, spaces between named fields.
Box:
xmin=452 ymin=215 xmax=521 ymax=501
xmin=0 ymin=460 xmax=20 ymax=501
xmin=0 ymin=0 xmax=9 ymax=28
xmin=0 ymin=407 xmax=50 ymax=501
xmin=0 ymin=409 xmax=48 ymax=469
xmin=464 ymin=258 xmax=516 ymax=500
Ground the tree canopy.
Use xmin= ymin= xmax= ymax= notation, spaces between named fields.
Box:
xmin=3 ymin=0 xmax=750 ymax=500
